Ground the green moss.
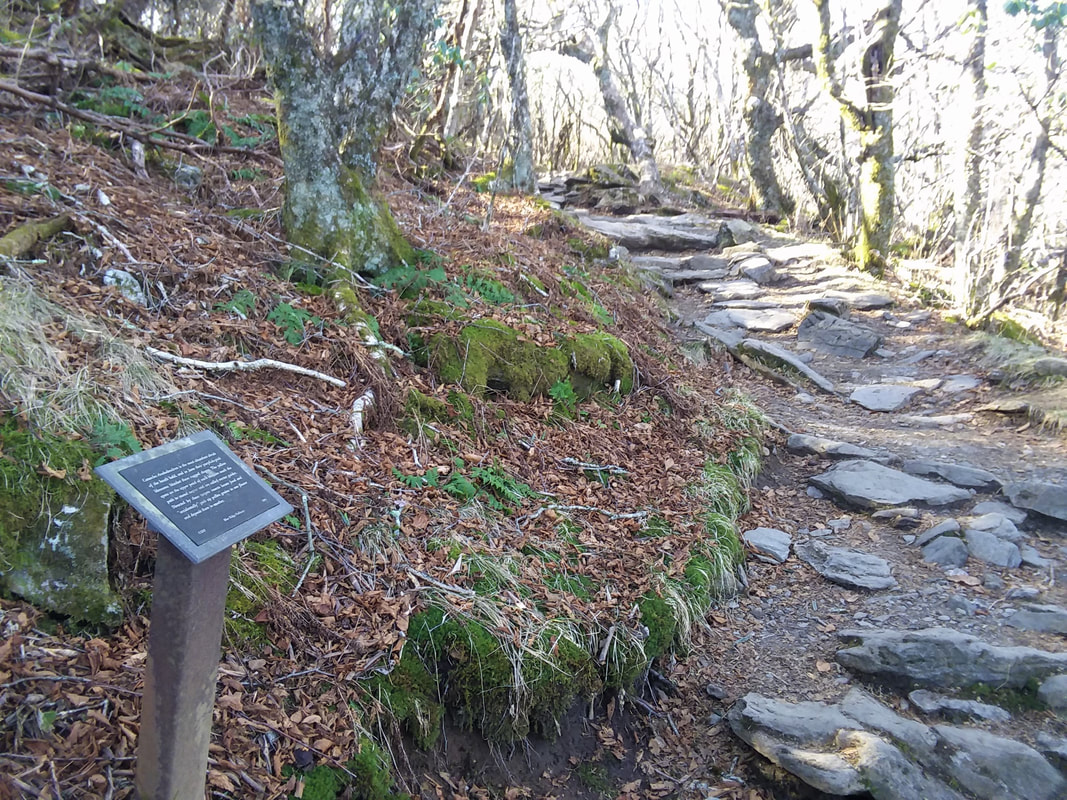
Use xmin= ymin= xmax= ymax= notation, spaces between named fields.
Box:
xmin=575 ymin=762 xmax=613 ymax=796
xmin=638 ymin=592 xmax=678 ymax=659
xmin=364 ymin=649 xmax=442 ymax=749
xmin=567 ymin=236 xmax=611 ymax=263
xmin=601 ymin=629 xmax=645 ymax=691
xmin=283 ymin=163 xmax=414 ymax=279
xmin=289 ymin=737 xmax=408 ymax=800
xmin=425 ymin=320 xmax=634 ymax=403
xmin=408 ymin=607 xmax=601 ymax=743
xmin=567 ymin=332 xmax=634 ymax=395
xmin=0 ymin=416 xmax=121 ymax=625
xmin=984 ymin=311 xmax=1042 ymax=345
xmin=428 ymin=319 xmax=570 ymax=402
xmin=226 ymin=539 xmax=299 ymax=646
xmin=544 ymin=569 xmax=593 ymax=600
xmin=962 ymin=677 xmax=1044 ymax=712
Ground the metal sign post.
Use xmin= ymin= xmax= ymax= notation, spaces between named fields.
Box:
xmin=97 ymin=430 xmax=293 ymax=800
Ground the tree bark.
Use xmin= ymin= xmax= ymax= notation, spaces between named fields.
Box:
xmin=724 ymin=0 xmax=794 ymax=217
xmin=1002 ymin=25 xmax=1058 ymax=281
xmin=251 ymin=0 xmax=437 ymax=278
xmin=813 ymin=0 xmax=902 ymax=275
xmin=953 ymin=0 xmax=988 ymax=315
xmin=500 ymin=0 xmax=537 ymax=193
xmin=563 ymin=10 xmax=664 ymax=202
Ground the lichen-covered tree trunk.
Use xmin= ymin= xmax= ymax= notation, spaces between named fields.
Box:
xmin=563 ymin=10 xmax=664 ymax=202
xmin=251 ymin=0 xmax=437 ymax=278
xmin=1001 ymin=25 xmax=1058 ymax=283
xmin=953 ymin=0 xmax=988 ymax=315
xmin=725 ymin=0 xmax=793 ymax=217
xmin=814 ymin=0 xmax=902 ymax=274
xmin=500 ymin=0 xmax=537 ymax=193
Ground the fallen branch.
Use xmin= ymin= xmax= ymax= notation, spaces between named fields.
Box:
xmin=0 ymin=214 xmax=71 ymax=259
xmin=558 ymin=457 xmax=629 ymax=475
xmin=351 ymin=389 xmax=375 ymax=439
xmin=145 ymin=346 xmax=347 ymax=388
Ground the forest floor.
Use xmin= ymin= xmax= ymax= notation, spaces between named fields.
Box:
xmin=1 ymin=65 xmax=1066 ymax=800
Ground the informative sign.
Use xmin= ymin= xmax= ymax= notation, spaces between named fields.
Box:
xmin=96 ymin=429 xmax=293 ymax=563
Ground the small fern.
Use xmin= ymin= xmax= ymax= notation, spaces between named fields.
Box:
xmin=267 ymin=301 xmax=321 ymax=346
xmin=471 ymin=463 xmax=535 ymax=504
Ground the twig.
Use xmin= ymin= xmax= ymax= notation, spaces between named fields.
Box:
xmin=558 ymin=457 xmax=629 ymax=475
xmin=402 ymin=566 xmax=477 ymax=597
xmin=145 ymin=346 xmax=347 ymax=388
xmin=0 ymin=675 xmax=140 ymax=696
xmin=522 ymin=503 xmax=649 ymax=524
xmin=252 ymin=464 xmax=314 ymax=560
xmin=629 ymin=694 xmax=664 ymax=717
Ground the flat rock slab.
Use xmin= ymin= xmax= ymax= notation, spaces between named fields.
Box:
xmin=825 ymin=290 xmax=895 ymax=309
xmin=851 ymin=384 xmax=923 ymax=412
xmin=795 ymin=540 xmax=897 ymax=590
xmin=786 ymin=433 xmax=880 ymax=460
xmin=704 ymin=308 xmax=796 ymax=332
xmin=810 ymin=460 xmax=971 ymax=509
xmin=743 ymin=527 xmax=792 ymax=563
xmin=1005 ymin=604 xmax=1067 ymax=634
xmin=764 ymin=242 xmax=837 ymax=263
xmin=693 ymin=321 xmax=745 ymax=350
xmin=728 ymin=688 xmax=1065 ymax=800
xmin=940 ymin=374 xmax=982 ymax=393
xmin=902 ymin=460 xmax=1001 ymax=490
xmin=836 ymin=627 xmax=1067 ymax=688
xmin=661 ymin=268 xmax=731 ymax=283
xmin=1004 ymin=480 xmax=1067 ymax=523
xmin=577 ymin=212 xmax=723 ymax=251
xmin=738 ymin=338 xmax=836 ymax=394
xmin=971 ymin=500 xmax=1027 ymax=525
xmin=908 ymin=690 xmax=1011 ymax=723
xmin=797 ymin=311 xmax=883 ymax=358
xmin=697 ymin=280 xmax=763 ymax=300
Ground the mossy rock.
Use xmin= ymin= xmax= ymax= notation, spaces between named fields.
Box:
xmin=423 ymin=320 xmax=633 ymax=402
xmin=0 ymin=417 xmax=121 ymax=625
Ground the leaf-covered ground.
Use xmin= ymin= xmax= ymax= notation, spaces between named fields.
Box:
xmin=0 ymin=68 xmax=773 ymax=800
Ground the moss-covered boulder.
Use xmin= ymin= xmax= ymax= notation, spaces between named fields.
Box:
xmin=0 ymin=419 xmax=121 ymax=625
xmin=423 ymin=319 xmax=634 ymax=401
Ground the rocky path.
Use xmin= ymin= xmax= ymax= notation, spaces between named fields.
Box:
xmin=577 ymin=209 xmax=1067 ymax=799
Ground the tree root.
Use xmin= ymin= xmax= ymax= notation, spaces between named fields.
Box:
xmin=0 ymin=214 xmax=71 ymax=260
xmin=145 ymin=346 xmax=346 ymax=388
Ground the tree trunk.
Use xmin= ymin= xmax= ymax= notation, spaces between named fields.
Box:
xmin=953 ymin=0 xmax=988 ymax=315
xmin=724 ymin=0 xmax=794 ymax=217
xmin=1002 ymin=26 xmax=1058 ymax=281
xmin=500 ymin=0 xmax=537 ymax=193
xmin=813 ymin=0 xmax=902 ymax=275
xmin=563 ymin=10 xmax=664 ymax=202
xmin=252 ymin=0 xmax=437 ymax=278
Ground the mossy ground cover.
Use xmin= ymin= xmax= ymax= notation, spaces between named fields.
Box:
xmin=0 ymin=64 xmax=767 ymax=798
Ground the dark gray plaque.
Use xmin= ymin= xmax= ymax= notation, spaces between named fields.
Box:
xmin=96 ymin=430 xmax=293 ymax=563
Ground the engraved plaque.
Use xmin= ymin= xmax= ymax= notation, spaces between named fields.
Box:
xmin=96 ymin=430 xmax=293 ymax=563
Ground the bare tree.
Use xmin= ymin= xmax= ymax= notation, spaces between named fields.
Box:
xmin=500 ymin=0 xmax=537 ymax=192
xmin=562 ymin=7 xmax=664 ymax=201
xmin=723 ymin=0 xmax=794 ymax=216
xmin=251 ymin=0 xmax=438 ymax=278
xmin=813 ymin=0 xmax=903 ymax=274
xmin=952 ymin=0 xmax=988 ymax=315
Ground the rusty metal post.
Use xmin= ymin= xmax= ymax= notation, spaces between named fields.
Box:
xmin=135 ymin=536 xmax=231 ymax=800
